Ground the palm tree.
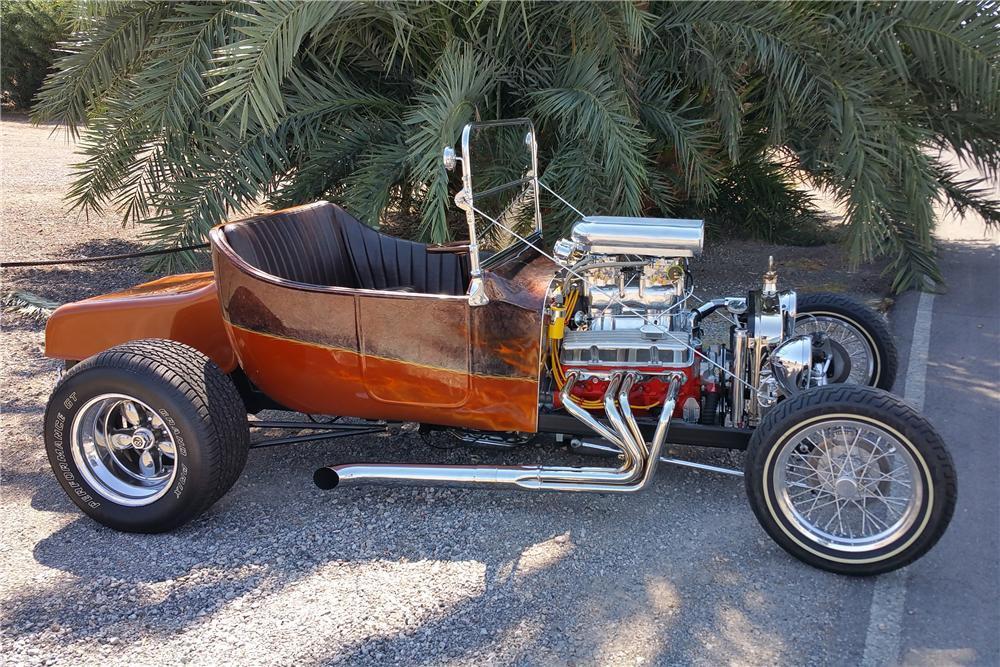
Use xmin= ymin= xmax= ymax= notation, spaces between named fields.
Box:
xmin=33 ymin=1 xmax=1000 ymax=291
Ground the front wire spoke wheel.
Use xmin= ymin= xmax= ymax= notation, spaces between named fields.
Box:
xmin=745 ymin=385 xmax=956 ymax=575
xmin=795 ymin=315 xmax=875 ymax=386
xmin=774 ymin=420 xmax=922 ymax=551
xmin=794 ymin=293 xmax=898 ymax=390
xmin=71 ymin=394 xmax=178 ymax=507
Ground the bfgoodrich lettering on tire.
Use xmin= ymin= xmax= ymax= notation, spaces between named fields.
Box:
xmin=44 ymin=339 xmax=249 ymax=533
xmin=744 ymin=385 xmax=956 ymax=575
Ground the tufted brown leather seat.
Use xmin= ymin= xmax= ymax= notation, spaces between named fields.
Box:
xmin=222 ymin=202 xmax=469 ymax=296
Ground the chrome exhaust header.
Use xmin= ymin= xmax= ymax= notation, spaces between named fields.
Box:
xmin=314 ymin=372 xmax=682 ymax=493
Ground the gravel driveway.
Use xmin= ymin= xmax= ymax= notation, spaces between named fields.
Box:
xmin=1 ymin=116 xmax=911 ymax=666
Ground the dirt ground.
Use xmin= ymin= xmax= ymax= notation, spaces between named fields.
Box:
xmin=1 ymin=115 xmax=895 ymax=666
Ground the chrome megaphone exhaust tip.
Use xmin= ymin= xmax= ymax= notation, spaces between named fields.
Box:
xmin=313 ymin=467 xmax=340 ymax=490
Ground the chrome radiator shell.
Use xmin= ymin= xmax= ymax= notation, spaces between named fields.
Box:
xmin=570 ymin=216 xmax=704 ymax=257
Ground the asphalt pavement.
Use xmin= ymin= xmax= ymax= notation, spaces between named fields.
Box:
xmin=886 ymin=226 xmax=1000 ymax=665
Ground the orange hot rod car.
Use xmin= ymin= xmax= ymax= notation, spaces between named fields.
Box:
xmin=43 ymin=120 xmax=955 ymax=575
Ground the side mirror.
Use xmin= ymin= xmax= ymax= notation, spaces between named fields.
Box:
xmin=442 ymin=146 xmax=459 ymax=171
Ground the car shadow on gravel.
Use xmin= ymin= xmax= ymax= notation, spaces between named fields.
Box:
xmin=7 ymin=470 xmax=77 ymax=515
xmin=10 ymin=431 xmax=838 ymax=664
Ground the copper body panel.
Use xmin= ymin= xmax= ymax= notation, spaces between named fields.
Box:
xmin=44 ymin=272 xmax=237 ymax=371
xmin=211 ymin=228 xmax=552 ymax=433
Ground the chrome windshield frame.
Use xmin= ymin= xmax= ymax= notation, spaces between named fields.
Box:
xmin=445 ymin=118 xmax=541 ymax=306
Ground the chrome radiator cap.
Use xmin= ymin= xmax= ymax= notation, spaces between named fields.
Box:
xmin=570 ymin=216 xmax=704 ymax=257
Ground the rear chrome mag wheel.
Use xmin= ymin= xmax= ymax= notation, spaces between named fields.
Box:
xmin=71 ymin=393 xmax=178 ymax=506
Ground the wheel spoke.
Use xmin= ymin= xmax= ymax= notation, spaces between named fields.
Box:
xmin=93 ymin=423 xmax=112 ymax=451
xmin=858 ymin=471 xmax=912 ymax=489
xmin=156 ymin=440 xmax=176 ymax=458
xmin=850 ymin=498 xmax=889 ymax=532
xmin=844 ymin=427 xmax=862 ymax=475
xmin=787 ymin=471 xmax=824 ymax=488
xmin=138 ymin=450 xmax=156 ymax=477
xmin=823 ymin=501 xmax=843 ymax=532
xmin=122 ymin=400 xmax=142 ymax=427
xmin=804 ymin=494 xmax=842 ymax=518
xmin=800 ymin=315 xmax=875 ymax=385
xmin=788 ymin=451 xmax=824 ymax=473
xmin=789 ymin=486 xmax=823 ymax=502
xmin=776 ymin=417 xmax=921 ymax=549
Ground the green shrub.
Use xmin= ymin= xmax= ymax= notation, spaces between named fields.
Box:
xmin=698 ymin=156 xmax=838 ymax=247
xmin=1 ymin=0 xmax=72 ymax=110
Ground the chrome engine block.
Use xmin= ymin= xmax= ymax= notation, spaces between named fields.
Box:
xmin=552 ymin=215 xmax=804 ymax=428
xmin=556 ymin=218 xmax=704 ymax=373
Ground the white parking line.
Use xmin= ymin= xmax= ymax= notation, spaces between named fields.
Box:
xmin=861 ymin=291 xmax=934 ymax=667
xmin=903 ymin=292 xmax=935 ymax=413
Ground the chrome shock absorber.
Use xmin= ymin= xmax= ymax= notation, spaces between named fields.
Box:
xmin=731 ymin=327 xmax=748 ymax=427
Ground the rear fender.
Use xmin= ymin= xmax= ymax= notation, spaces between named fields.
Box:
xmin=44 ymin=272 xmax=237 ymax=371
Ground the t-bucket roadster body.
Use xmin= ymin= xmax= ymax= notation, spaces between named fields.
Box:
xmin=44 ymin=120 xmax=955 ymax=575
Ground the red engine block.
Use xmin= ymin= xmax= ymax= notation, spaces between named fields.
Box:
xmin=556 ymin=360 xmax=702 ymax=418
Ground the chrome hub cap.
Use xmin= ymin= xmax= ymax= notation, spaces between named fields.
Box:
xmin=796 ymin=315 xmax=876 ymax=385
xmin=70 ymin=394 xmax=178 ymax=506
xmin=774 ymin=419 xmax=922 ymax=552
xmin=130 ymin=428 xmax=155 ymax=450
xmin=834 ymin=477 xmax=860 ymax=499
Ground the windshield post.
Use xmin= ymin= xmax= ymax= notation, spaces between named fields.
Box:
xmin=444 ymin=119 xmax=541 ymax=307
xmin=457 ymin=125 xmax=489 ymax=306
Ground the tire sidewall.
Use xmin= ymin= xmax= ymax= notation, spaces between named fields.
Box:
xmin=45 ymin=366 xmax=215 ymax=532
xmin=758 ymin=411 xmax=933 ymax=567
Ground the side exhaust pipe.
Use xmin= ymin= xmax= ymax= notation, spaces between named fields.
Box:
xmin=314 ymin=373 xmax=681 ymax=494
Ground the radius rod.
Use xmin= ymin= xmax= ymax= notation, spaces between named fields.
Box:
xmin=313 ymin=372 xmax=682 ymax=493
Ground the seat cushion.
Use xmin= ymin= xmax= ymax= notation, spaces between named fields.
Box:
xmin=223 ymin=202 xmax=469 ymax=296
xmin=340 ymin=215 xmax=469 ymax=295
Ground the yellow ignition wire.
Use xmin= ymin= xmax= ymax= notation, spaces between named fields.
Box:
xmin=548 ymin=288 xmax=661 ymax=411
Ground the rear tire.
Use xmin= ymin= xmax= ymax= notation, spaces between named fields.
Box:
xmin=44 ymin=339 xmax=249 ymax=532
xmin=744 ymin=385 xmax=956 ymax=575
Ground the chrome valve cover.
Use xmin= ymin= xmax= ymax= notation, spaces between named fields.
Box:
xmin=561 ymin=328 xmax=695 ymax=369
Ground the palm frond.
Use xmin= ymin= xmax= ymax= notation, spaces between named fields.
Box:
xmin=205 ymin=1 xmax=368 ymax=134
xmin=30 ymin=0 xmax=1000 ymax=291
xmin=2 ymin=291 xmax=60 ymax=321
xmin=403 ymin=43 xmax=499 ymax=242
xmin=531 ymin=51 xmax=650 ymax=216
xmin=32 ymin=1 xmax=171 ymax=133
